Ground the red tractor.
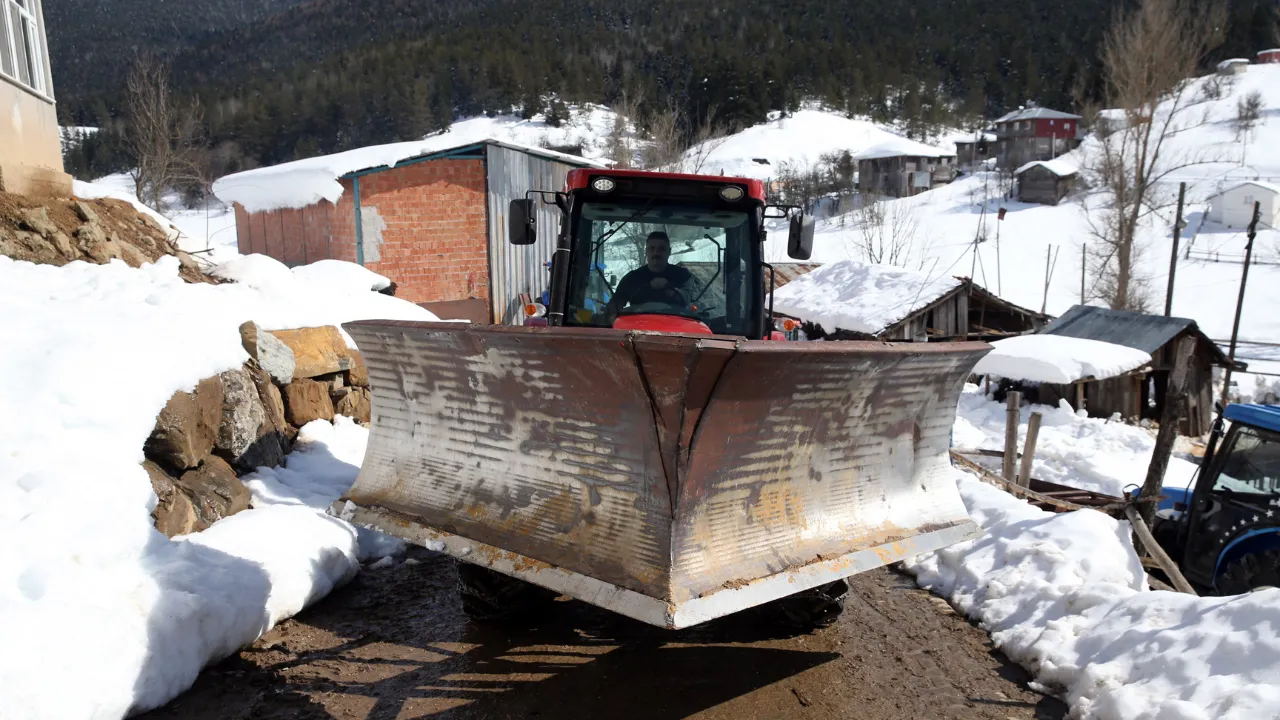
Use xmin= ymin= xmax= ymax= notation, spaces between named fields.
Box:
xmin=338 ymin=168 xmax=989 ymax=630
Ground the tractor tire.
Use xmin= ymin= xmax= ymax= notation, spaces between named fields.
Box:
xmin=456 ymin=561 xmax=555 ymax=621
xmin=1217 ymin=549 xmax=1280 ymax=595
xmin=769 ymin=579 xmax=849 ymax=630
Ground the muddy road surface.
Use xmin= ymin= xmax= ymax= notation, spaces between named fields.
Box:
xmin=144 ymin=548 xmax=1064 ymax=720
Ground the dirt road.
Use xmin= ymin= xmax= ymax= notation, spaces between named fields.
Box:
xmin=144 ymin=549 xmax=1064 ymax=720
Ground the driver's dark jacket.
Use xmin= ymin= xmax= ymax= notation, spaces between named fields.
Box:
xmin=613 ymin=264 xmax=695 ymax=309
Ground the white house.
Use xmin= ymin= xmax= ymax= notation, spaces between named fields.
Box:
xmin=1208 ymin=181 xmax=1280 ymax=228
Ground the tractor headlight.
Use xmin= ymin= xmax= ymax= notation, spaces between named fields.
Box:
xmin=591 ymin=177 xmax=617 ymax=193
xmin=719 ymin=185 xmax=745 ymax=202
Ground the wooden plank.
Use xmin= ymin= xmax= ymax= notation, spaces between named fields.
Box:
xmin=1003 ymin=391 xmax=1021 ymax=482
xmin=1124 ymin=505 xmax=1197 ymax=594
xmin=1016 ymin=411 xmax=1042 ymax=487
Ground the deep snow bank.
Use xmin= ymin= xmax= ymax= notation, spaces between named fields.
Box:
xmin=0 ymin=254 xmax=436 ymax=718
xmin=904 ymin=470 xmax=1280 ymax=720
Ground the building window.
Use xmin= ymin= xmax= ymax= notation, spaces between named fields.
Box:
xmin=1 ymin=0 xmax=47 ymax=95
xmin=1244 ymin=194 xmax=1254 ymax=207
xmin=1050 ymin=120 xmax=1055 ymax=126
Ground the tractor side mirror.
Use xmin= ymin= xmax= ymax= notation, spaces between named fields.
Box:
xmin=788 ymin=212 xmax=815 ymax=260
xmin=509 ymin=198 xmax=536 ymax=246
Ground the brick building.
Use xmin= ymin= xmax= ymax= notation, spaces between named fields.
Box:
xmin=214 ymin=139 xmax=602 ymax=323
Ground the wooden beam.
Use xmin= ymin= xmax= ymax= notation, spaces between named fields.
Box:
xmin=1123 ymin=505 xmax=1197 ymax=595
xmin=1139 ymin=337 xmax=1195 ymax=527
xmin=1016 ymin=411 xmax=1043 ymax=488
xmin=1003 ymin=391 xmax=1021 ymax=482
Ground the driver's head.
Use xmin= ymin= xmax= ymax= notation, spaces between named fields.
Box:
xmin=645 ymin=231 xmax=671 ymax=271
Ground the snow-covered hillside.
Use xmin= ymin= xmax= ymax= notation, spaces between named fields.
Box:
xmin=684 ymin=107 xmax=956 ymax=180
xmin=767 ymin=64 xmax=1280 ymax=360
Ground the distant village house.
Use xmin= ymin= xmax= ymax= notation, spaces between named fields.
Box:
xmin=853 ymin=139 xmax=957 ymax=198
xmin=1208 ymin=181 xmax=1279 ymax=228
xmin=0 ymin=0 xmax=71 ymax=198
xmin=992 ymin=106 xmax=1081 ymax=170
xmin=1015 ymin=159 xmax=1079 ymax=206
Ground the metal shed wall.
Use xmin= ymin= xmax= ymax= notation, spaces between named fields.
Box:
xmin=485 ymin=144 xmax=581 ymax=324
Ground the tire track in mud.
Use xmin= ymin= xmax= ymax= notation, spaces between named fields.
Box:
xmin=142 ymin=548 xmax=1065 ymax=720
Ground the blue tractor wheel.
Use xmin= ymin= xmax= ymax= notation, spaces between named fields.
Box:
xmin=1217 ymin=549 xmax=1280 ymax=595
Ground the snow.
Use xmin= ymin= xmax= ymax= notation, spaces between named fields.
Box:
xmin=851 ymin=136 xmax=955 ymax=161
xmin=291 ymin=259 xmax=392 ymax=293
xmin=73 ymin=176 xmax=179 ymax=239
xmin=973 ymin=335 xmax=1152 ymax=384
xmin=767 ymin=65 xmax=1280 ymax=349
xmin=0 ymin=253 xmax=437 ymax=718
xmin=954 ymin=385 xmax=1198 ymax=497
xmin=904 ymin=467 xmax=1280 ymax=720
xmin=770 ymin=259 xmax=961 ymax=335
xmin=212 ymin=111 xmax=610 ymax=213
xmin=1214 ymin=179 xmax=1280 ymax=196
xmin=685 ymin=108 xmax=959 ymax=180
xmin=1016 ymin=158 xmax=1079 ymax=177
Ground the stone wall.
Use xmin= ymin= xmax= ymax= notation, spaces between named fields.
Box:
xmin=145 ymin=322 xmax=373 ymax=537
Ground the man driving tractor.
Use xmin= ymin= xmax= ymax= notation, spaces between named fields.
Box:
xmin=605 ymin=231 xmax=696 ymax=317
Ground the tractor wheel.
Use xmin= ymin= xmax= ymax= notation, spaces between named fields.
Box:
xmin=456 ymin=561 xmax=555 ymax=621
xmin=1217 ymin=549 xmax=1280 ymax=595
xmin=769 ymin=579 xmax=849 ymax=630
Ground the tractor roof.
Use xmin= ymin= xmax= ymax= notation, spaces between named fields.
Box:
xmin=566 ymin=168 xmax=766 ymax=202
xmin=1224 ymin=404 xmax=1280 ymax=434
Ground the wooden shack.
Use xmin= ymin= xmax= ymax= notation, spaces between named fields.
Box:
xmin=1040 ymin=306 xmax=1241 ymax=435
xmin=1015 ymin=160 xmax=1078 ymax=205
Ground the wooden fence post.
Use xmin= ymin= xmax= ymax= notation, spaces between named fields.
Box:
xmin=1017 ymin=411 xmax=1043 ymax=487
xmin=1139 ymin=337 xmax=1196 ymax=528
xmin=1003 ymin=391 xmax=1022 ymax=482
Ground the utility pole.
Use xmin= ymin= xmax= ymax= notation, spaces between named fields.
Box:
xmin=996 ymin=206 xmax=1006 ymax=295
xmin=1080 ymin=244 xmax=1086 ymax=304
xmin=1220 ymin=201 xmax=1262 ymax=404
xmin=1041 ymin=245 xmax=1059 ymax=314
xmin=1164 ymin=182 xmax=1187 ymax=317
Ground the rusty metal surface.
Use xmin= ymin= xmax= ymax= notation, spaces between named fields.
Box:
xmin=344 ymin=320 xmax=991 ymax=616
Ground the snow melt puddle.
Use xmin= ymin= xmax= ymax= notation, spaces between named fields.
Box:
xmin=904 ymin=470 xmax=1280 ymax=720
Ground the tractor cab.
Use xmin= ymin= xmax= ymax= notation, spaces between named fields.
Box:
xmin=1153 ymin=403 xmax=1280 ymax=593
xmin=508 ymin=168 xmax=814 ymax=340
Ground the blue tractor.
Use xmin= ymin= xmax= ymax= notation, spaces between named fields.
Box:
xmin=1152 ymin=404 xmax=1280 ymax=594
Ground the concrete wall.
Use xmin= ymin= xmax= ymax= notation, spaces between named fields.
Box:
xmin=0 ymin=8 xmax=71 ymax=199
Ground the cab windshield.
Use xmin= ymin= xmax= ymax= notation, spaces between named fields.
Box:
xmin=565 ymin=199 xmax=759 ymax=336
xmin=1213 ymin=425 xmax=1280 ymax=499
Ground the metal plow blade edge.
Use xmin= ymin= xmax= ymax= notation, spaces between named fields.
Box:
xmin=334 ymin=320 xmax=991 ymax=629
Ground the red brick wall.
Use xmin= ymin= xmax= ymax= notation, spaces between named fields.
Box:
xmin=348 ymin=159 xmax=490 ymax=307
xmin=233 ymin=158 xmax=490 ymax=310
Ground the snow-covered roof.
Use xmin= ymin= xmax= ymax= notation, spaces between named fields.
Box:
xmin=212 ymin=136 xmax=605 ymax=214
xmin=1259 ymin=49 xmax=1280 ymax=55
xmin=851 ymin=137 xmax=955 ymax=161
xmin=993 ymin=107 xmax=1081 ymax=123
xmin=1218 ymin=58 xmax=1250 ymax=68
xmin=955 ymin=132 xmax=998 ymax=144
xmin=972 ymin=334 xmax=1151 ymax=384
xmin=770 ymin=260 xmax=962 ymax=335
xmin=1015 ymin=159 xmax=1079 ymax=177
xmin=1213 ymin=179 xmax=1280 ymax=197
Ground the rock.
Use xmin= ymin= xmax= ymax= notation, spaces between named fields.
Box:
xmin=282 ymin=378 xmax=335 ymax=426
xmin=18 ymin=207 xmax=58 ymax=238
xmin=73 ymin=201 xmax=100 ymax=224
xmin=175 ymin=250 xmax=200 ymax=273
xmin=318 ymin=371 xmax=344 ymax=393
xmin=144 ymin=460 xmax=199 ymax=537
xmin=243 ymin=364 xmax=292 ymax=468
xmin=330 ymin=385 xmax=352 ymax=404
xmin=216 ymin=368 xmax=268 ymax=464
xmin=145 ymin=375 xmax=224 ymax=473
xmin=176 ymin=456 xmax=251 ymax=529
xmin=239 ymin=321 xmax=296 ymax=385
xmin=117 ymin=239 xmax=152 ymax=267
xmin=269 ymin=326 xmax=351 ymax=379
xmin=50 ymin=232 xmax=75 ymax=259
xmin=347 ymin=350 xmax=370 ymax=388
xmin=74 ymin=222 xmax=124 ymax=263
xmin=336 ymin=387 xmax=372 ymax=424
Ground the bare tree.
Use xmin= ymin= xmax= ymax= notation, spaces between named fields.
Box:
xmin=127 ymin=55 xmax=208 ymax=210
xmin=1083 ymin=0 xmax=1226 ymax=311
xmin=1236 ymin=91 xmax=1263 ymax=165
xmin=638 ymin=103 xmax=734 ymax=173
xmin=605 ymin=90 xmax=643 ymax=169
xmin=854 ymin=200 xmax=924 ymax=267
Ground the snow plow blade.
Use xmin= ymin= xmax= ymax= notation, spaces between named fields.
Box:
xmin=335 ymin=321 xmax=989 ymax=628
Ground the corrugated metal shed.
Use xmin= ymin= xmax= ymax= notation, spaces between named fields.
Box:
xmin=484 ymin=143 xmax=590 ymax=324
xmin=1040 ymin=305 xmax=1234 ymax=366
